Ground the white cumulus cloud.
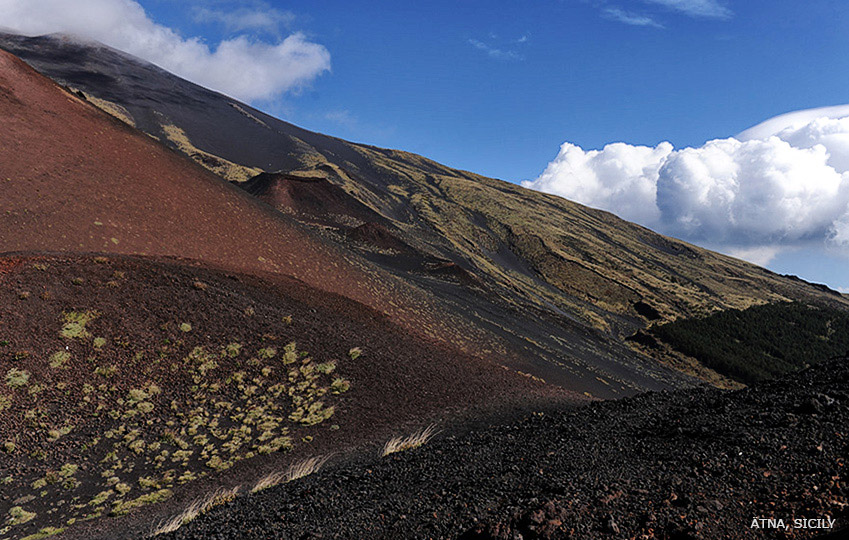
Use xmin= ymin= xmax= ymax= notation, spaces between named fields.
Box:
xmin=531 ymin=141 xmax=672 ymax=225
xmin=0 ymin=0 xmax=330 ymax=103
xmin=523 ymin=107 xmax=849 ymax=266
xmin=724 ymin=246 xmax=783 ymax=267
xmin=657 ymin=137 xmax=847 ymax=244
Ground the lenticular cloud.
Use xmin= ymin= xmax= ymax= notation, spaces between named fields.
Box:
xmin=523 ymin=107 xmax=849 ymax=261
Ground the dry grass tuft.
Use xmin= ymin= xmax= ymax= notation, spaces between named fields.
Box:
xmin=381 ymin=424 xmax=438 ymax=457
xmin=79 ymin=91 xmax=137 ymax=127
xmin=250 ymin=455 xmax=329 ymax=494
xmin=150 ymin=485 xmax=240 ymax=536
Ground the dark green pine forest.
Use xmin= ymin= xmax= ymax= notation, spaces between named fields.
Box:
xmin=651 ymin=302 xmax=849 ymax=384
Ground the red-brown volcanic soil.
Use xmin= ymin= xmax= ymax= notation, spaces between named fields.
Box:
xmin=0 ymin=50 xmax=501 ymax=356
xmin=0 ymin=253 xmax=573 ymax=540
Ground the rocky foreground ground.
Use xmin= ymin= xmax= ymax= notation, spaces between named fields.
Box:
xmin=164 ymin=358 xmax=848 ymax=539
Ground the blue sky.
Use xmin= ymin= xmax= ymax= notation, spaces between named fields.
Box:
xmin=4 ymin=0 xmax=849 ymax=289
xmin=136 ymin=0 xmax=849 ymax=181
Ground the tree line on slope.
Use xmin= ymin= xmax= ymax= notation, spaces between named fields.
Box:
xmin=651 ymin=302 xmax=849 ymax=384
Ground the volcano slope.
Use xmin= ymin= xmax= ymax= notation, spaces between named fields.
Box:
xmin=162 ymin=357 xmax=849 ymax=540
xmin=0 ymin=253 xmax=556 ymax=540
xmin=0 ymin=41 xmax=704 ymax=400
xmin=3 ymin=33 xmax=847 ymax=395
xmin=0 ymin=46 xmax=573 ymax=539
xmin=0 ymin=44 xmax=560 ymax=394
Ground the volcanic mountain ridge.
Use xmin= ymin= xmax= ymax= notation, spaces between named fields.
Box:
xmin=2 ymin=32 xmax=845 ymax=395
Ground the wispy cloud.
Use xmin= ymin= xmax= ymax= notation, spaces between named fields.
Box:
xmin=643 ymin=0 xmax=732 ymax=19
xmin=468 ymin=38 xmax=522 ymax=61
xmin=603 ymin=7 xmax=664 ymax=28
xmin=324 ymin=110 xmax=358 ymax=129
xmin=596 ymin=0 xmax=731 ymax=27
xmin=315 ymin=109 xmax=395 ymax=141
xmin=193 ymin=4 xmax=296 ymax=36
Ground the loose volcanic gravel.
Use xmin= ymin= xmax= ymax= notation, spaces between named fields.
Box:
xmin=165 ymin=358 xmax=848 ymax=540
xmin=0 ymin=254 xmax=555 ymax=540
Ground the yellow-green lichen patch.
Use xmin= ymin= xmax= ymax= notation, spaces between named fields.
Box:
xmin=49 ymin=351 xmax=71 ymax=369
xmin=8 ymin=506 xmax=37 ymax=525
xmin=2 ymin=296 xmax=350 ymax=539
xmin=60 ymin=311 xmax=98 ymax=340
xmin=5 ymin=368 xmax=30 ymax=388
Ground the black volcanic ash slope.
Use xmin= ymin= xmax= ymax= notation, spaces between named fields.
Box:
xmin=164 ymin=358 xmax=849 ymax=540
